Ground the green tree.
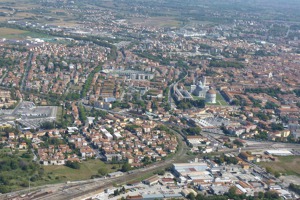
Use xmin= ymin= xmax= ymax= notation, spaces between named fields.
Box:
xmin=187 ymin=192 xmax=196 ymax=200
xmin=271 ymin=123 xmax=284 ymax=131
xmin=142 ymin=157 xmax=151 ymax=165
xmin=0 ymin=185 xmax=10 ymax=193
xmin=294 ymin=89 xmax=300 ymax=97
xmin=98 ymin=167 xmax=108 ymax=176
xmin=233 ymin=139 xmax=243 ymax=147
xmin=265 ymin=101 xmax=279 ymax=109
xmin=264 ymin=190 xmax=280 ymax=199
xmin=66 ymin=161 xmax=80 ymax=169
xmin=40 ymin=121 xmax=55 ymax=129
xmin=289 ymin=183 xmax=300 ymax=195
xmin=113 ymin=189 xmax=120 ymax=196
xmin=121 ymin=163 xmax=131 ymax=172
xmin=258 ymin=191 xmax=264 ymax=199
xmin=266 ymin=166 xmax=272 ymax=173
xmin=227 ymin=187 xmax=237 ymax=198
xmin=78 ymin=104 xmax=86 ymax=123
xmin=184 ymin=127 xmax=202 ymax=135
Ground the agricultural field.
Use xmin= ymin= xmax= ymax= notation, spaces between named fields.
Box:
xmin=129 ymin=16 xmax=180 ymax=27
xmin=0 ymin=28 xmax=27 ymax=38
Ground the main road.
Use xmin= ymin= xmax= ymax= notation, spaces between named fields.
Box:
xmin=20 ymin=52 xmax=33 ymax=92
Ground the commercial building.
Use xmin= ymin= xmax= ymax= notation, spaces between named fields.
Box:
xmin=102 ymin=69 xmax=154 ymax=80
xmin=265 ymin=150 xmax=293 ymax=156
xmin=172 ymin=162 xmax=208 ymax=177
xmin=107 ymin=171 xmax=124 ymax=178
xmin=143 ymin=175 xmax=159 ymax=186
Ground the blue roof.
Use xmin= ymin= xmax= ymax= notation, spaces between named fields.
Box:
xmin=142 ymin=194 xmax=164 ymax=200
xmin=104 ymin=97 xmax=116 ymax=102
xmin=164 ymin=193 xmax=183 ymax=198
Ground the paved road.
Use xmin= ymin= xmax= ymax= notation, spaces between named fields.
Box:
xmin=0 ymin=71 xmax=7 ymax=85
xmin=11 ymin=100 xmax=23 ymax=115
xmin=168 ymin=73 xmax=187 ymax=110
xmin=31 ymin=149 xmax=38 ymax=162
xmin=21 ymin=52 xmax=33 ymax=92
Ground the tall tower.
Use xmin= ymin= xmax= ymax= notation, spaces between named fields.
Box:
xmin=202 ymin=76 xmax=206 ymax=86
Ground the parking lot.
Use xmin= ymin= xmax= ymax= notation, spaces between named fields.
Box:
xmin=12 ymin=101 xmax=58 ymax=129
xmin=92 ymin=183 xmax=183 ymax=200
xmin=91 ymin=173 xmax=182 ymax=200
xmin=204 ymin=116 xmax=231 ymax=126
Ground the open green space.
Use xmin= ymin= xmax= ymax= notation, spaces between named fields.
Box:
xmin=129 ymin=16 xmax=180 ymax=28
xmin=192 ymin=95 xmax=202 ymax=101
xmin=56 ymin=106 xmax=63 ymax=123
xmin=205 ymin=93 xmax=229 ymax=106
xmin=216 ymin=93 xmax=229 ymax=106
xmin=0 ymin=27 xmax=51 ymax=39
xmin=0 ymin=152 xmax=121 ymax=193
xmin=0 ymin=150 xmax=41 ymax=193
xmin=186 ymin=85 xmax=228 ymax=106
xmin=258 ymin=156 xmax=300 ymax=177
xmin=43 ymin=159 xmax=120 ymax=183
xmin=0 ymin=27 xmax=28 ymax=38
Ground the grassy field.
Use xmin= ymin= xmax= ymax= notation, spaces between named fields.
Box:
xmin=259 ymin=156 xmax=300 ymax=176
xmin=0 ymin=27 xmax=51 ymax=39
xmin=130 ymin=17 xmax=180 ymax=27
xmin=192 ymin=95 xmax=203 ymax=100
xmin=43 ymin=159 xmax=120 ymax=183
xmin=56 ymin=106 xmax=63 ymax=124
xmin=205 ymin=93 xmax=228 ymax=106
xmin=49 ymin=20 xmax=78 ymax=27
xmin=185 ymin=86 xmax=228 ymax=106
xmin=0 ymin=27 xmax=27 ymax=37
xmin=216 ymin=93 xmax=229 ymax=106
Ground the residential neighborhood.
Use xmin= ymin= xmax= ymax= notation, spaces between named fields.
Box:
xmin=0 ymin=0 xmax=299 ymax=199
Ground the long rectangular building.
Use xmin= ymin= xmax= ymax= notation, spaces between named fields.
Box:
xmin=172 ymin=162 xmax=208 ymax=177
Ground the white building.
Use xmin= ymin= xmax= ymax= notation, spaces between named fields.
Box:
xmin=190 ymin=76 xmax=209 ymax=98
xmin=206 ymin=88 xmax=217 ymax=104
